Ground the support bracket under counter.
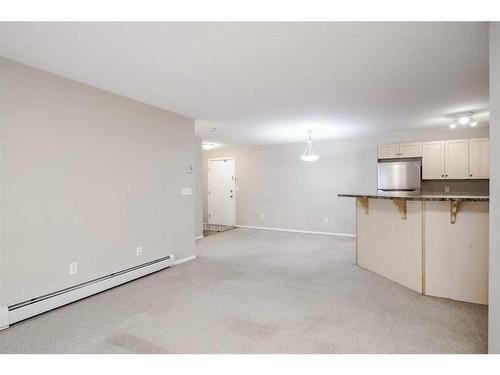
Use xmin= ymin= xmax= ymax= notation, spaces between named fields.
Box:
xmin=392 ymin=199 xmax=407 ymax=220
xmin=450 ymin=200 xmax=459 ymax=224
xmin=357 ymin=197 xmax=369 ymax=214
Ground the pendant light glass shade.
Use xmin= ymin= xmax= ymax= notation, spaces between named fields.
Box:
xmin=301 ymin=130 xmax=319 ymax=162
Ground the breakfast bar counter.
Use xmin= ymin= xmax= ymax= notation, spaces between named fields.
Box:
xmin=339 ymin=192 xmax=489 ymax=304
xmin=338 ymin=192 xmax=489 ymax=202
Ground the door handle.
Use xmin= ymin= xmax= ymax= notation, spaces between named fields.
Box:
xmin=229 ymin=195 xmax=233 ymax=198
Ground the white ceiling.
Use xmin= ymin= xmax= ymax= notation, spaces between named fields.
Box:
xmin=0 ymin=22 xmax=489 ymax=147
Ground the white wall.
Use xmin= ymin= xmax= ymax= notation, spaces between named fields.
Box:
xmin=489 ymin=22 xmax=500 ymax=354
xmin=203 ymin=127 xmax=488 ymax=235
xmin=0 ymin=57 xmax=196 ymax=305
xmin=195 ymin=137 xmax=203 ymax=238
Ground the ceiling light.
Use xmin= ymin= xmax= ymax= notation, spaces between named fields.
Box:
xmin=449 ymin=123 xmax=457 ymax=129
xmin=208 ymin=127 xmax=217 ymax=132
xmin=300 ymin=130 xmax=320 ymax=162
xmin=470 ymin=119 xmax=478 ymax=127
xmin=457 ymin=116 xmax=471 ymax=125
xmin=202 ymin=143 xmax=214 ymax=150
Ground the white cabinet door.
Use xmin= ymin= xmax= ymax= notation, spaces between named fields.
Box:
xmin=377 ymin=144 xmax=399 ymax=159
xmin=399 ymin=142 xmax=422 ymax=158
xmin=422 ymin=141 xmax=445 ymax=179
xmin=444 ymin=139 xmax=469 ymax=179
xmin=468 ymin=138 xmax=489 ymax=179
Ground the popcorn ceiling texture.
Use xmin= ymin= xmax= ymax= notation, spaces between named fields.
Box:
xmin=0 ymin=22 xmax=489 ymax=146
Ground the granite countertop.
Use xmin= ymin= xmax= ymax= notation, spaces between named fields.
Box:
xmin=338 ymin=192 xmax=489 ymax=202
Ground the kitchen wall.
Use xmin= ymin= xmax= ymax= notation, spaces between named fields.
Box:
xmin=203 ymin=126 xmax=488 ymax=236
xmin=489 ymin=22 xmax=500 ymax=354
xmin=0 ymin=57 xmax=196 ymax=305
xmin=422 ymin=180 xmax=489 ymax=194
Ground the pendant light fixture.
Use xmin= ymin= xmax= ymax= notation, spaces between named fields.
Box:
xmin=301 ymin=130 xmax=320 ymax=162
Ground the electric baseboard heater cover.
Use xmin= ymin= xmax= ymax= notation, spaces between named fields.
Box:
xmin=0 ymin=254 xmax=175 ymax=330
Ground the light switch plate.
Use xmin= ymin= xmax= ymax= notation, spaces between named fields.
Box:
xmin=445 ymin=185 xmax=450 ymax=193
xmin=69 ymin=262 xmax=78 ymax=275
xmin=136 ymin=247 xmax=143 ymax=256
xmin=181 ymin=187 xmax=192 ymax=196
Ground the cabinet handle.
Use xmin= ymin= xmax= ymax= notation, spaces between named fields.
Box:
xmin=441 ymin=174 xmax=444 ymax=177
xmin=445 ymin=174 xmax=448 ymax=177
xmin=470 ymin=174 xmax=473 ymax=177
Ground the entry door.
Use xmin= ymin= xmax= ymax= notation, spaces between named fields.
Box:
xmin=208 ymin=158 xmax=235 ymax=226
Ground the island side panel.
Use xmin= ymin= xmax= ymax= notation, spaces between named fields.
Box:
xmin=424 ymin=201 xmax=489 ymax=305
xmin=356 ymin=198 xmax=423 ymax=293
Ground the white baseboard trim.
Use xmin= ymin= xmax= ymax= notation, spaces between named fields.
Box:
xmin=0 ymin=305 xmax=8 ymax=331
xmin=4 ymin=255 xmax=175 ymax=329
xmin=195 ymin=235 xmax=204 ymax=240
xmin=174 ymin=254 xmax=197 ymax=265
xmin=236 ymin=225 xmax=356 ymax=238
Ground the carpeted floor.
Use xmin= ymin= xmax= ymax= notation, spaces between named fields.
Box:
xmin=0 ymin=228 xmax=488 ymax=353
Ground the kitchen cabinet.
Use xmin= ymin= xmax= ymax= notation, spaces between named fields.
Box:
xmin=422 ymin=141 xmax=445 ymax=179
xmin=377 ymin=144 xmax=399 ymax=159
xmin=444 ymin=139 xmax=469 ymax=179
xmin=383 ymin=137 xmax=489 ymax=180
xmin=469 ymin=138 xmax=489 ymax=178
xmin=399 ymin=142 xmax=422 ymax=158
xmin=378 ymin=142 xmax=422 ymax=159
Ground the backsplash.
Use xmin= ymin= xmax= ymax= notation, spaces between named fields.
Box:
xmin=421 ymin=180 xmax=489 ymax=195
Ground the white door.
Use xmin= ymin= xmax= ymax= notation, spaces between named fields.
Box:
xmin=208 ymin=158 xmax=235 ymax=226
xmin=444 ymin=139 xmax=469 ymax=179
xmin=399 ymin=142 xmax=422 ymax=158
xmin=468 ymin=138 xmax=489 ymax=179
xmin=422 ymin=141 xmax=445 ymax=179
xmin=377 ymin=144 xmax=399 ymax=159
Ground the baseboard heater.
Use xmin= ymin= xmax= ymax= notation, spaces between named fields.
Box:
xmin=0 ymin=254 xmax=175 ymax=330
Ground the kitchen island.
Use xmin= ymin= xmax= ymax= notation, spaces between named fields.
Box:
xmin=339 ymin=193 xmax=489 ymax=304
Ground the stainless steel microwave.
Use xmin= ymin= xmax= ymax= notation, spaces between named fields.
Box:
xmin=377 ymin=160 xmax=421 ymax=192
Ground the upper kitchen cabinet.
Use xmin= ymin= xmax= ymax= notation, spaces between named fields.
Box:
xmin=378 ymin=142 xmax=422 ymax=159
xmin=469 ymin=138 xmax=490 ymax=179
xmin=377 ymin=144 xmax=399 ymax=159
xmin=383 ymin=137 xmax=489 ymax=180
xmin=399 ymin=142 xmax=422 ymax=158
xmin=444 ymin=139 xmax=469 ymax=179
xmin=422 ymin=141 xmax=445 ymax=179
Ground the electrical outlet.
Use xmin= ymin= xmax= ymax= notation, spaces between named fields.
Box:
xmin=136 ymin=246 xmax=143 ymax=256
xmin=444 ymin=185 xmax=450 ymax=193
xmin=324 ymin=217 xmax=329 ymax=224
xmin=181 ymin=187 xmax=192 ymax=196
xmin=260 ymin=213 xmax=265 ymax=219
xmin=69 ymin=262 xmax=78 ymax=275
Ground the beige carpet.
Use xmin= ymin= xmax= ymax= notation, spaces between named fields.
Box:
xmin=0 ymin=228 xmax=488 ymax=353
